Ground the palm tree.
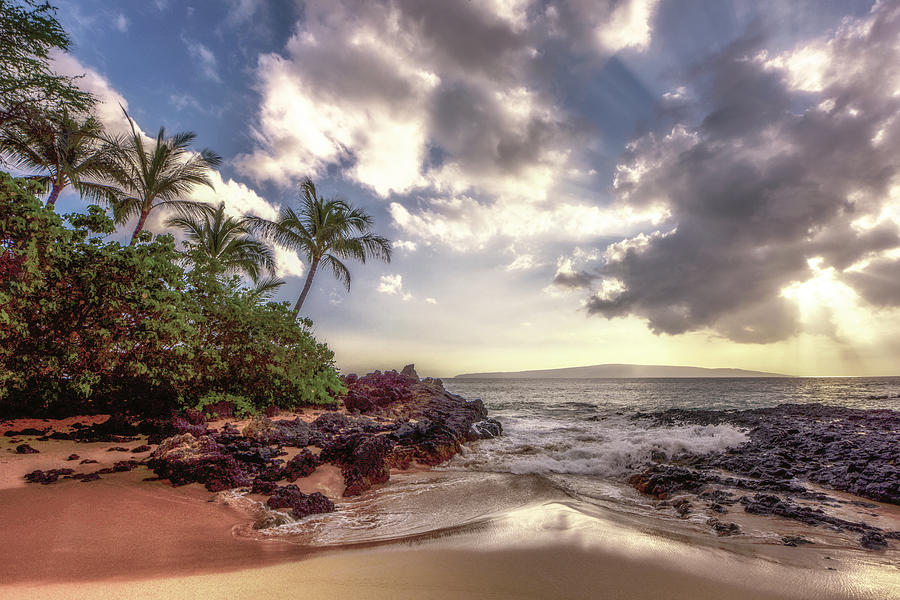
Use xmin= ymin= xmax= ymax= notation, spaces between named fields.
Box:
xmin=248 ymin=275 xmax=286 ymax=303
xmin=108 ymin=109 xmax=221 ymax=245
xmin=247 ymin=178 xmax=392 ymax=318
xmin=0 ymin=109 xmax=121 ymax=206
xmin=165 ymin=202 xmax=275 ymax=282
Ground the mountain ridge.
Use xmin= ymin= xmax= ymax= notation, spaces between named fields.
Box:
xmin=453 ymin=363 xmax=791 ymax=379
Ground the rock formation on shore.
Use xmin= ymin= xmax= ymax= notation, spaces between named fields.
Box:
xmin=22 ymin=365 xmax=502 ymax=522
xmin=628 ymin=404 xmax=900 ymax=549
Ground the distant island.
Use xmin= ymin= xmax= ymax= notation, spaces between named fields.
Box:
xmin=454 ymin=364 xmax=791 ymax=379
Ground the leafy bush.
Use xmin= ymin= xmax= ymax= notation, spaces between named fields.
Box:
xmin=0 ymin=172 xmax=343 ymax=417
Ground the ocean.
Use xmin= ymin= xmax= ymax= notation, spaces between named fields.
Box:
xmin=242 ymin=377 xmax=900 ymax=555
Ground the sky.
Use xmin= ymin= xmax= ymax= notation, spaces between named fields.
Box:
xmin=45 ymin=0 xmax=900 ymax=377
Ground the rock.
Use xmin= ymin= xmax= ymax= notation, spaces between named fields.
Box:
xmin=283 ymin=449 xmax=319 ymax=482
xmin=147 ymin=434 xmax=251 ymax=492
xmin=860 ymin=531 xmax=888 ymax=550
xmin=672 ymin=498 xmax=693 ymax=517
xmin=4 ymin=428 xmax=45 ymax=437
xmin=782 ymin=536 xmax=812 ymax=547
xmin=251 ymin=478 xmax=278 ymax=495
xmin=707 ymin=519 xmax=741 ymax=536
xmin=74 ymin=413 xmax=140 ymax=443
xmin=66 ymin=454 xmax=80 ymax=461
xmin=645 ymin=404 xmax=900 ymax=505
xmin=72 ymin=472 xmax=101 ymax=483
xmin=24 ymin=469 xmax=73 ymax=484
xmin=400 ymin=364 xmax=419 ymax=380
xmin=15 ymin=444 xmax=39 ymax=454
xmin=107 ymin=446 xmax=130 ymax=452
xmin=469 ymin=418 xmax=503 ymax=439
xmin=266 ymin=485 xmax=335 ymax=519
xmin=131 ymin=445 xmax=151 ymax=453
xmin=79 ymin=458 xmax=98 ymax=464
xmin=143 ymin=411 xmax=208 ymax=445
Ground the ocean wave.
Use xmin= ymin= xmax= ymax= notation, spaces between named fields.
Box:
xmin=445 ymin=416 xmax=748 ymax=478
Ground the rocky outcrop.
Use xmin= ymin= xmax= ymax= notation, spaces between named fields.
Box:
xmin=133 ymin=365 xmax=501 ymax=500
xmin=265 ymin=485 xmax=335 ymax=519
xmin=630 ymin=404 xmax=900 ymax=549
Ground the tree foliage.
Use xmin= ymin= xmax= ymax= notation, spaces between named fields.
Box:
xmin=0 ymin=172 xmax=343 ymax=417
xmin=0 ymin=0 xmax=92 ymax=124
xmin=0 ymin=108 xmax=121 ymax=206
xmin=166 ymin=201 xmax=276 ymax=283
xmin=247 ymin=178 xmax=392 ymax=317
xmin=107 ymin=110 xmax=222 ymax=245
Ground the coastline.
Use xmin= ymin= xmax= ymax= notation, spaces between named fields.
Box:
xmin=2 ymin=377 xmax=899 ymax=599
xmin=2 ymin=479 xmax=897 ymax=600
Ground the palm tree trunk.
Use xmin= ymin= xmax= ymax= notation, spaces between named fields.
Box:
xmin=130 ymin=210 xmax=150 ymax=246
xmin=293 ymin=258 xmax=319 ymax=318
xmin=46 ymin=182 xmax=63 ymax=206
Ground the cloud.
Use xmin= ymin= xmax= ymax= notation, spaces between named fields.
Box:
xmin=234 ymin=0 xmax=660 ymax=230
xmin=506 ymin=253 xmax=540 ymax=271
xmin=566 ymin=3 xmax=900 ymax=343
xmin=425 ymin=297 xmax=438 ymax=304
xmin=376 ymin=273 xmax=412 ymax=301
xmin=50 ymin=53 xmax=134 ymax=135
xmin=113 ymin=13 xmax=129 ymax=33
xmin=184 ymin=39 xmax=221 ymax=83
xmin=390 ymin=195 xmax=667 ymax=250
xmin=393 ymin=240 xmax=417 ymax=252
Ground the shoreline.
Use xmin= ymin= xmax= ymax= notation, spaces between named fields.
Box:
xmin=2 ymin=393 xmax=899 ymax=599
xmin=2 ymin=489 xmax=897 ymax=600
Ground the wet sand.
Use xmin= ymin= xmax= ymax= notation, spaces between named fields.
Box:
xmin=1 ymin=421 xmax=899 ymax=599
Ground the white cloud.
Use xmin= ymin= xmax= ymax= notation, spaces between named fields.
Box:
xmin=376 ymin=274 xmax=413 ymax=301
xmin=595 ymin=0 xmax=660 ymax=53
xmin=376 ymin=274 xmax=403 ymax=295
xmin=113 ymin=13 xmax=129 ymax=32
xmin=505 ymin=254 xmax=539 ymax=271
xmin=393 ymin=240 xmax=418 ymax=252
xmin=390 ymin=195 xmax=669 ymax=250
xmin=50 ymin=53 xmax=134 ymax=135
xmin=425 ymin=297 xmax=438 ymax=304
xmin=185 ymin=39 xmax=221 ymax=83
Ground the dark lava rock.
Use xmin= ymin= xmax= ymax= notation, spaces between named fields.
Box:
xmin=672 ymin=498 xmax=693 ymax=517
xmin=470 ymin=418 xmax=503 ymax=439
xmin=107 ymin=446 xmax=130 ymax=452
xmin=266 ymin=485 xmax=335 ymax=519
xmin=131 ymin=445 xmax=152 ymax=453
xmin=782 ymin=536 xmax=812 ymax=547
xmin=644 ymin=404 xmax=900 ymax=505
xmin=143 ymin=410 xmax=208 ymax=445
xmin=147 ymin=434 xmax=251 ymax=492
xmin=4 ymin=428 xmax=45 ymax=437
xmin=320 ymin=432 xmax=394 ymax=497
xmin=79 ymin=458 xmax=98 ymax=464
xmin=283 ymin=449 xmax=320 ymax=481
xmin=342 ymin=367 xmax=418 ymax=413
xmin=629 ymin=465 xmax=707 ymax=499
xmin=24 ymin=468 xmax=74 ymax=484
xmin=251 ymin=478 xmax=279 ymax=495
xmin=66 ymin=454 xmax=80 ymax=461
xmin=73 ymin=414 xmax=140 ymax=443
xmin=72 ymin=472 xmax=101 ymax=483
xmin=15 ymin=444 xmax=39 ymax=454
xmin=707 ymin=519 xmax=741 ymax=536
xmin=860 ymin=531 xmax=888 ymax=550
xmin=243 ymin=417 xmax=313 ymax=447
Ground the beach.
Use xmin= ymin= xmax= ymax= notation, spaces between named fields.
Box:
xmin=2 ymin=413 xmax=899 ymax=600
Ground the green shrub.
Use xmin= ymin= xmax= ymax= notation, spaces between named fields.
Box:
xmin=0 ymin=171 xmax=343 ymax=417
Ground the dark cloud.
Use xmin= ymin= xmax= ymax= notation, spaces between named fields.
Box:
xmin=575 ymin=3 xmax=900 ymax=342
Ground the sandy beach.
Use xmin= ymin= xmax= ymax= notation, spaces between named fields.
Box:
xmin=1 ymin=420 xmax=898 ymax=600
